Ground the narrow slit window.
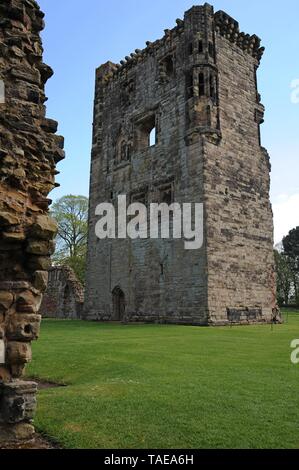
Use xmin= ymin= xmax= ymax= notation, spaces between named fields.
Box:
xmin=188 ymin=42 xmax=193 ymax=55
xmin=198 ymin=40 xmax=203 ymax=54
xmin=199 ymin=73 xmax=205 ymax=97
xmin=208 ymin=42 xmax=215 ymax=58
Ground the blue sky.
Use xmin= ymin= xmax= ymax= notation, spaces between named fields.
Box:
xmin=39 ymin=0 xmax=299 ymax=243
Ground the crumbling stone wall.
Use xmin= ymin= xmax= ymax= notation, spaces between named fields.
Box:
xmin=0 ymin=0 xmax=64 ymax=443
xmin=40 ymin=266 xmax=84 ymax=319
xmin=85 ymin=4 xmax=278 ymax=325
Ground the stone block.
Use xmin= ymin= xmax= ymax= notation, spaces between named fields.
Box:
xmin=6 ymin=314 xmax=41 ymax=342
xmin=0 ymin=423 xmax=35 ymax=442
xmin=27 ymin=255 xmax=52 ymax=271
xmin=0 ymin=381 xmax=37 ymax=424
xmin=16 ymin=290 xmax=37 ymax=313
xmin=26 ymin=239 xmax=55 ymax=256
xmin=30 ymin=214 xmax=57 ymax=240
xmin=33 ymin=270 xmax=48 ymax=293
xmin=0 ymin=291 xmax=14 ymax=313
xmin=6 ymin=342 xmax=32 ymax=365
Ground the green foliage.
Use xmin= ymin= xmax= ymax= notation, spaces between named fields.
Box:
xmin=281 ymin=227 xmax=299 ymax=304
xmin=51 ymin=195 xmax=88 ymax=284
xmin=274 ymin=250 xmax=293 ymax=306
xmin=283 ymin=226 xmax=299 ymax=261
xmin=28 ymin=312 xmax=299 ymax=449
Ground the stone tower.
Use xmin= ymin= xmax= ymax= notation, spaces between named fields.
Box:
xmin=85 ymin=4 xmax=277 ymax=325
xmin=0 ymin=0 xmax=64 ymax=443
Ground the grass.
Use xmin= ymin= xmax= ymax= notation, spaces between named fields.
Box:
xmin=27 ymin=309 xmax=299 ymax=449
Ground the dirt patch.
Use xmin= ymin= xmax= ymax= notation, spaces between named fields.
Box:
xmin=26 ymin=378 xmax=67 ymax=390
xmin=0 ymin=433 xmax=61 ymax=449
xmin=37 ymin=381 xmax=66 ymax=390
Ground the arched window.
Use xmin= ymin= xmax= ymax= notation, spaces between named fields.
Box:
xmin=112 ymin=287 xmax=125 ymax=321
xmin=149 ymin=127 xmax=156 ymax=147
xmin=135 ymin=114 xmax=157 ymax=150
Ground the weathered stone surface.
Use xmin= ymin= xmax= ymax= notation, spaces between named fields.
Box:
xmin=0 ymin=367 xmax=12 ymax=383
xmin=26 ymin=239 xmax=55 ymax=256
xmin=16 ymin=290 xmax=40 ymax=313
xmin=0 ymin=291 xmax=14 ymax=312
xmin=0 ymin=381 xmax=37 ymax=424
xmin=40 ymin=266 xmax=84 ymax=319
xmin=0 ymin=212 xmax=20 ymax=227
xmin=30 ymin=215 xmax=58 ymax=240
xmin=0 ymin=0 xmax=63 ymax=441
xmin=0 ymin=423 xmax=35 ymax=443
xmin=6 ymin=314 xmax=41 ymax=342
xmin=33 ymin=270 xmax=48 ymax=293
xmin=27 ymin=255 xmax=52 ymax=271
xmin=85 ymin=4 xmax=278 ymax=325
xmin=2 ymin=231 xmax=26 ymax=241
xmin=6 ymin=342 xmax=32 ymax=365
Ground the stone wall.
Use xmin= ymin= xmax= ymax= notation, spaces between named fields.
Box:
xmin=84 ymin=3 xmax=278 ymax=325
xmin=40 ymin=266 xmax=84 ymax=319
xmin=0 ymin=0 xmax=64 ymax=443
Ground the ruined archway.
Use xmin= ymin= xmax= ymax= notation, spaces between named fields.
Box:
xmin=112 ymin=287 xmax=125 ymax=321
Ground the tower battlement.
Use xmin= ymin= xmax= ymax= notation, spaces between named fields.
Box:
xmin=97 ymin=4 xmax=264 ymax=87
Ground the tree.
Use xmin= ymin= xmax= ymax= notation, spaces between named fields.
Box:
xmin=282 ymin=227 xmax=299 ymax=305
xmin=274 ymin=250 xmax=293 ymax=306
xmin=51 ymin=195 xmax=88 ymax=284
xmin=283 ymin=227 xmax=299 ymax=268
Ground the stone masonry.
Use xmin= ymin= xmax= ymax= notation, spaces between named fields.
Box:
xmin=40 ymin=266 xmax=84 ymax=319
xmin=0 ymin=0 xmax=64 ymax=443
xmin=84 ymin=3 xmax=278 ymax=325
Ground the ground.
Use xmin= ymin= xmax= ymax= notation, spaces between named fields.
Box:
xmin=26 ymin=309 xmax=299 ymax=449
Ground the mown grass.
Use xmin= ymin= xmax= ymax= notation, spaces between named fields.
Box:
xmin=27 ymin=309 xmax=299 ymax=449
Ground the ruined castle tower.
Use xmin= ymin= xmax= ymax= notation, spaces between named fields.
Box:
xmin=85 ymin=4 xmax=277 ymax=325
xmin=0 ymin=0 xmax=64 ymax=443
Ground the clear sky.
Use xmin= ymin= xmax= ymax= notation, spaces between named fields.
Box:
xmin=38 ymin=0 xmax=299 ymax=243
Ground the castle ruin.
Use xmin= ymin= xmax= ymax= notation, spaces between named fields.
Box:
xmin=84 ymin=3 xmax=277 ymax=326
xmin=40 ymin=266 xmax=84 ymax=319
xmin=0 ymin=0 xmax=63 ymax=443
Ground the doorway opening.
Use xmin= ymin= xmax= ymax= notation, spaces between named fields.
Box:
xmin=112 ymin=287 xmax=126 ymax=321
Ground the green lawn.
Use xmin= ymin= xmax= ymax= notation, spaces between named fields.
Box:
xmin=27 ymin=309 xmax=299 ymax=449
